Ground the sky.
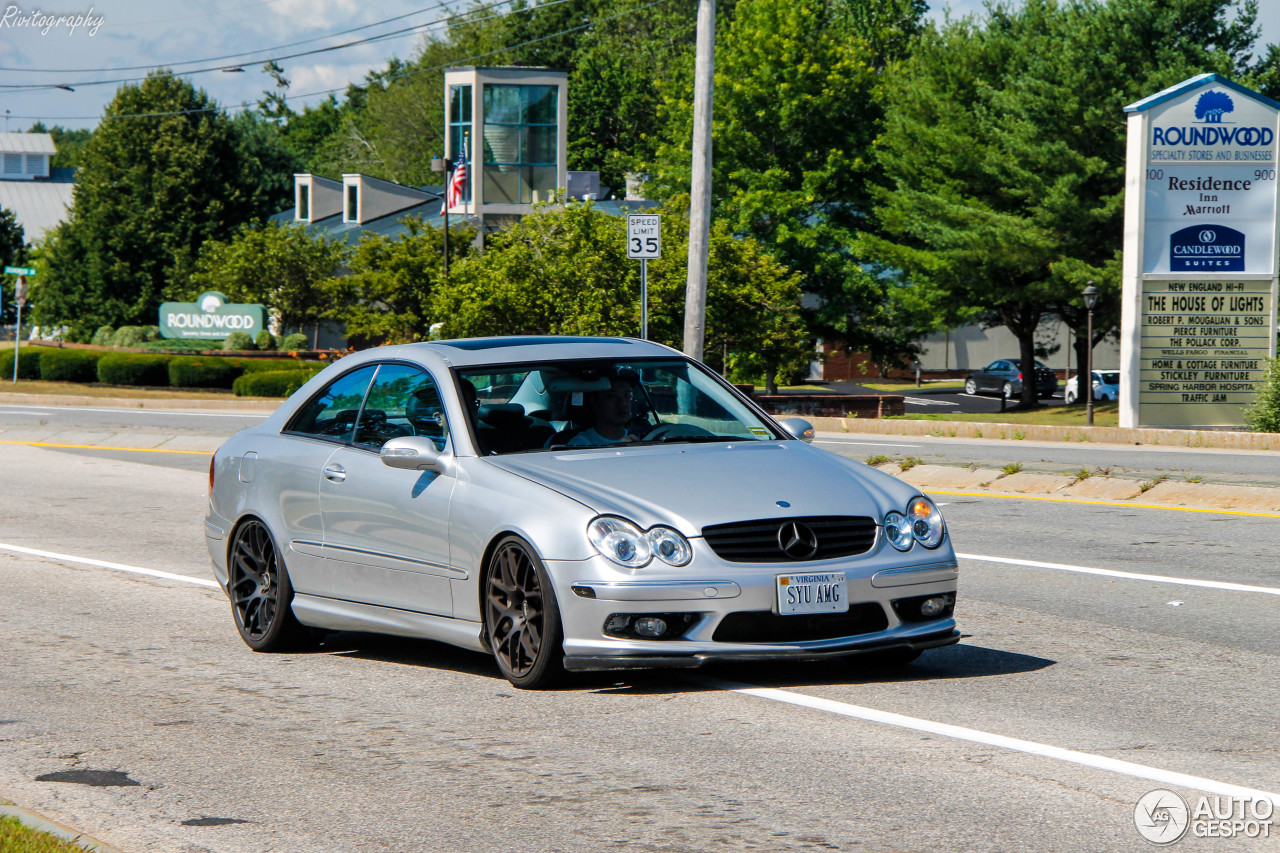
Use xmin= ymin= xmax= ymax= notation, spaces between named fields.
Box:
xmin=0 ymin=0 xmax=1277 ymax=133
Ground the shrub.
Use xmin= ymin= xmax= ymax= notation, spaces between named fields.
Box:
xmin=169 ymin=356 xmax=243 ymax=389
xmin=233 ymin=367 xmax=322 ymax=397
xmin=0 ymin=346 xmax=42 ymax=380
xmin=90 ymin=325 xmax=115 ymax=347
xmin=254 ymin=330 xmax=276 ymax=350
xmin=1244 ymin=356 xmax=1280 ymax=432
xmin=97 ymin=352 xmax=172 ymax=386
xmin=223 ymin=331 xmax=256 ymax=351
xmin=237 ymin=357 xmax=320 ymax=374
xmin=38 ymin=348 xmax=102 ymax=382
xmin=281 ymin=332 xmax=309 ymax=351
xmin=111 ymin=326 xmax=153 ymax=348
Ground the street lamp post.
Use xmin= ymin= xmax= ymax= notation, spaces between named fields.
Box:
xmin=431 ymin=156 xmax=452 ymax=280
xmin=1083 ymin=282 xmax=1098 ymax=427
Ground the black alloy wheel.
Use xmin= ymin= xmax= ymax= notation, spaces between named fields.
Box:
xmin=228 ymin=519 xmax=307 ymax=652
xmin=484 ymin=536 xmax=564 ymax=689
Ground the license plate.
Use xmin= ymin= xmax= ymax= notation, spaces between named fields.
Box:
xmin=776 ymin=572 xmax=848 ymax=615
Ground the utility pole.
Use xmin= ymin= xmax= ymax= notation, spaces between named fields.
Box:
xmin=683 ymin=0 xmax=715 ymax=361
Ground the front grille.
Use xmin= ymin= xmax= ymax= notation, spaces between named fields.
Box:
xmin=712 ymin=603 xmax=889 ymax=643
xmin=701 ymin=516 xmax=877 ymax=562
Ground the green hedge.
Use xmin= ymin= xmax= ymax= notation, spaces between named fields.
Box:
xmin=38 ymin=348 xmax=102 ymax=382
xmin=233 ymin=368 xmax=322 ymax=398
xmin=169 ymin=356 xmax=243 ymax=389
xmin=97 ymin=353 xmax=172 ymax=386
xmin=237 ymin=357 xmax=319 ymax=374
xmin=0 ymin=346 xmax=42 ymax=380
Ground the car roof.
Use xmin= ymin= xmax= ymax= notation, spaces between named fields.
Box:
xmin=398 ymin=336 xmax=682 ymax=368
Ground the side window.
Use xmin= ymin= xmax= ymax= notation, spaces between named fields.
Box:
xmin=284 ymin=366 xmax=377 ymax=442
xmin=354 ymin=363 xmax=448 ymax=451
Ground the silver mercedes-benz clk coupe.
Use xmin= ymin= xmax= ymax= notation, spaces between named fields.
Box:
xmin=206 ymin=336 xmax=959 ymax=688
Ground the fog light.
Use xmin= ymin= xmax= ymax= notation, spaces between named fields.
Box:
xmin=919 ymin=596 xmax=948 ymax=618
xmin=633 ymin=616 xmax=668 ymax=638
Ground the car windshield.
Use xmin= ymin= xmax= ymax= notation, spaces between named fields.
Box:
xmin=456 ymin=358 xmax=782 ymax=454
xmin=1098 ymin=371 xmax=1120 ymax=385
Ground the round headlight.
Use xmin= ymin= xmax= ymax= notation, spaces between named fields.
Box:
xmin=908 ymin=496 xmax=945 ymax=548
xmin=647 ymin=526 xmax=692 ymax=566
xmin=883 ymin=511 xmax=914 ymax=551
xmin=587 ymin=517 xmax=652 ymax=568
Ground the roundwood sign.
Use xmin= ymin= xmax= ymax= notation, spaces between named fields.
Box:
xmin=159 ymin=291 xmax=266 ymax=341
xmin=1121 ymin=74 xmax=1280 ymax=428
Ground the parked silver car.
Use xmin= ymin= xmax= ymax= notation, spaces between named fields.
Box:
xmin=206 ymin=337 xmax=959 ymax=688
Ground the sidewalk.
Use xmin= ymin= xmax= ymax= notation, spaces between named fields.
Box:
xmin=0 ymin=391 xmax=281 ymax=413
xmin=0 ymin=799 xmax=126 ymax=853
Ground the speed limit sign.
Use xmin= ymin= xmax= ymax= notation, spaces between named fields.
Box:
xmin=627 ymin=214 xmax=661 ymax=259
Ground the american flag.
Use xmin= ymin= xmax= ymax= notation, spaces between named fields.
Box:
xmin=442 ymin=139 xmax=468 ymax=214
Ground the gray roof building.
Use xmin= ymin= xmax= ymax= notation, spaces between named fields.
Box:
xmin=0 ymin=132 xmax=74 ymax=243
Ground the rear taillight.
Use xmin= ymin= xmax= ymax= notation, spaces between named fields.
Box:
xmin=1017 ymin=372 xmax=1023 ymax=381
xmin=209 ymin=454 xmax=216 ymax=495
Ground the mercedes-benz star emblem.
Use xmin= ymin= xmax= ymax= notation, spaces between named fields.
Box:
xmin=777 ymin=521 xmax=819 ymax=560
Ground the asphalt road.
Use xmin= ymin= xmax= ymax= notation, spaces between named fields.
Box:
xmin=1 ymin=416 xmax=1278 ymax=852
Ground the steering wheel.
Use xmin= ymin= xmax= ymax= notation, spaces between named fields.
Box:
xmin=643 ymin=423 xmax=712 ymax=442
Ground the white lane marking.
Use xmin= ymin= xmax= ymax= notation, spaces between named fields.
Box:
xmin=0 ymin=542 xmax=219 ymax=588
xmin=715 ymin=681 xmax=1280 ymax=807
xmin=0 ymin=410 xmax=47 ymax=416
xmin=903 ymin=397 xmax=959 ymax=407
xmin=0 ymin=404 xmax=268 ymax=419
xmin=958 ymin=552 xmax=1280 ymax=596
xmin=814 ymin=439 xmax=923 ymax=449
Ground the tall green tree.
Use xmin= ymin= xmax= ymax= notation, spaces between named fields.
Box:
xmin=648 ymin=0 xmax=929 ymax=363
xmin=0 ymin=207 xmax=26 ymax=326
xmin=34 ymin=73 xmax=279 ymax=339
xmin=431 ymin=200 xmax=810 ymax=390
xmin=868 ymin=0 xmax=1274 ymax=408
xmin=186 ymin=221 xmax=349 ymax=344
xmin=324 ymin=217 xmax=477 ymax=346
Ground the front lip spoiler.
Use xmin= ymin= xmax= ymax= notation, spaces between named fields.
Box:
xmin=562 ymin=628 xmax=960 ymax=672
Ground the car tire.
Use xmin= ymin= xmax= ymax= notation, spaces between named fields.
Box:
xmin=484 ymin=535 xmax=565 ymax=689
xmin=1002 ymin=382 xmax=1014 ymax=400
xmin=1065 ymin=390 xmax=1076 ymax=404
xmin=227 ymin=518 xmax=310 ymax=652
xmin=964 ymin=379 xmax=977 ymax=396
xmin=854 ymin=647 xmax=923 ymax=668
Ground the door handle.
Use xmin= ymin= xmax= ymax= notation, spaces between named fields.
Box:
xmin=323 ymin=463 xmax=346 ymax=482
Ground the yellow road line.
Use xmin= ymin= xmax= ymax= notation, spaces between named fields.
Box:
xmin=0 ymin=439 xmax=212 ymax=456
xmin=925 ymin=488 xmax=1280 ymax=518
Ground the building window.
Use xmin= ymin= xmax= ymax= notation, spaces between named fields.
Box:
xmin=345 ymin=184 xmax=359 ymax=223
xmin=25 ymin=154 xmax=45 ymax=175
xmin=482 ymin=84 xmax=557 ymax=204
xmin=448 ymin=84 xmax=472 ymax=204
xmin=297 ymin=183 xmax=310 ymax=221
xmin=2 ymin=154 xmax=20 ymax=175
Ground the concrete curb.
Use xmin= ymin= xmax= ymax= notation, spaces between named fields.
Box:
xmin=0 ymin=800 xmax=127 ymax=853
xmin=0 ymin=392 xmax=280 ymax=413
xmin=808 ymin=415 xmax=1279 ymax=452
xmin=875 ymin=463 xmax=1280 ymax=515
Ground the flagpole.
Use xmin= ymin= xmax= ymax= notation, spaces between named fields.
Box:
xmin=443 ymin=171 xmax=450 ymax=281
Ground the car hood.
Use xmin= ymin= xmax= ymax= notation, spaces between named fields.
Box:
xmin=484 ymin=440 xmax=917 ymax=536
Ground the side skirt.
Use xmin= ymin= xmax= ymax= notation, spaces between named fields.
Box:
xmin=291 ymin=594 xmax=487 ymax=653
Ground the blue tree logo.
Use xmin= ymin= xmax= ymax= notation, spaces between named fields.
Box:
xmin=1194 ymin=90 xmax=1234 ymax=123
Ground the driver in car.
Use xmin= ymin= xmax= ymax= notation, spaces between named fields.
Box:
xmin=564 ymin=376 xmax=641 ymax=446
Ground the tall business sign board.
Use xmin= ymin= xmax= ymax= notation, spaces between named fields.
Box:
xmin=1120 ymin=74 xmax=1280 ymax=428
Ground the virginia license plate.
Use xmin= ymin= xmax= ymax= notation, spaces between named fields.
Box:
xmin=776 ymin=572 xmax=848 ymax=615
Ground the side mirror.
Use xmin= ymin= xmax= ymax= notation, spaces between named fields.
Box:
xmin=380 ymin=436 xmax=452 ymax=475
xmin=778 ymin=418 xmax=815 ymax=443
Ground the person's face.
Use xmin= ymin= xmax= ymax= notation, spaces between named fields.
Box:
xmin=591 ymin=379 xmax=633 ymax=427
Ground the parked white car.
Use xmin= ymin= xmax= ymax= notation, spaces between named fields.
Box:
xmin=1064 ymin=370 xmax=1120 ymax=404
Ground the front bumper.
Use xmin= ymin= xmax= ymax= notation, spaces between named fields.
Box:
xmin=546 ymin=547 xmax=960 ymax=673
